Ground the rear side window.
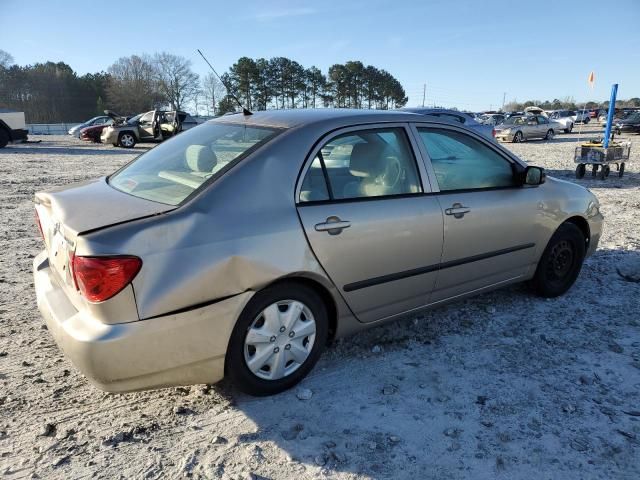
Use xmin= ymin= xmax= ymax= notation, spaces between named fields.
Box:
xmin=299 ymin=127 xmax=422 ymax=202
xmin=109 ymin=123 xmax=280 ymax=205
xmin=417 ymin=128 xmax=516 ymax=191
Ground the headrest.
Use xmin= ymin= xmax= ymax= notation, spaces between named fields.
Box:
xmin=186 ymin=145 xmax=217 ymax=172
xmin=349 ymin=143 xmax=386 ymax=178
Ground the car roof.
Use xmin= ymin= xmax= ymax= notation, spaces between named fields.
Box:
xmin=209 ymin=108 xmax=424 ymax=129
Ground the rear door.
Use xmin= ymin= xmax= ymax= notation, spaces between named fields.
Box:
xmin=411 ymin=124 xmax=541 ymax=302
xmin=296 ymin=124 xmax=444 ymax=323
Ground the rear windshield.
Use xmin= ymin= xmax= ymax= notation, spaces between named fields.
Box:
xmin=109 ymin=122 xmax=280 ymax=205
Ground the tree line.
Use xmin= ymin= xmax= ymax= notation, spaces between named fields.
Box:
xmin=0 ymin=48 xmax=408 ymax=123
xmin=503 ymin=96 xmax=640 ymax=113
xmin=219 ymin=57 xmax=408 ymax=113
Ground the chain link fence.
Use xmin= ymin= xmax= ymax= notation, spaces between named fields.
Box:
xmin=27 ymin=123 xmax=81 ymax=135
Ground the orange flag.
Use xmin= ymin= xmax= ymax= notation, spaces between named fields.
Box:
xmin=588 ymin=71 xmax=595 ymax=89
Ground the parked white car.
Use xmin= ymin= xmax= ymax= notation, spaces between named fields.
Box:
xmin=547 ymin=110 xmax=574 ymax=133
xmin=0 ymin=109 xmax=28 ymax=148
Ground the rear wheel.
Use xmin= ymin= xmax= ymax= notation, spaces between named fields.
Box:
xmin=619 ymin=163 xmax=625 ymax=177
xmin=545 ymin=129 xmax=555 ymax=140
xmin=118 ymin=132 xmax=136 ymax=148
xmin=0 ymin=128 xmax=9 ymax=148
xmin=513 ymin=131 xmax=523 ymax=143
xmin=575 ymin=163 xmax=586 ymax=178
xmin=564 ymin=123 xmax=573 ymax=133
xmin=599 ymin=165 xmax=610 ymax=180
xmin=531 ymin=223 xmax=586 ymax=297
xmin=226 ymin=282 xmax=329 ymax=396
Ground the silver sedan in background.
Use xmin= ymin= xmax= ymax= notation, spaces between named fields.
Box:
xmin=494 ymin=114 xmax=562 ymax=142
xmin=34 ymin=109 xmax=602 ymax=396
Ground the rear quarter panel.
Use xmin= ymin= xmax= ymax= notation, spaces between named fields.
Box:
xmin=77 ymin=124 xmax=355 ymax=331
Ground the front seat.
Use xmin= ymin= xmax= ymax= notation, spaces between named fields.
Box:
xmin=343 ymin=142 xmax=395 ymax=198
xmin=186 ymin=144 xmax=218 ymax=178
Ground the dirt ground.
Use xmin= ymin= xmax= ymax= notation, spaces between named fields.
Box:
xmin=0 ymin=127 xmax=639 ymax=479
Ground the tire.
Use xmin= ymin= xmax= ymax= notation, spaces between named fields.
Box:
xmin=117 ymin=132 xmax=136 ymax=148
xmin=575 ymin=163 xmax=586 ymax=178
xmin=226 ymin=282 xmax=329 ymax=396
xmin=531 ymin=223 xmax=586 ymax=298
xmin=545 ymin=129 xmax=555 ymax=140
xmin=599 ymin=165 xmax=610 ymax=180
xmin=513 ymin=131 xmax=523 ymax=143
xmin=619 ymin=163 xmax=625 ymax=177
xmin=564 ymin=123 xmax=573 ymax=133
xmin=584 ymin=118 xmax=590 ymax=124
xmin=591 ymin=164 xmax=598 ymax=177
xmin=0 ymin=128 xmax=9 ymax=148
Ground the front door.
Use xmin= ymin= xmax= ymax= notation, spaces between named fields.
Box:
xmin=414 ymin=125 xmax=542 ymax=303
xmin=296 ymin=125 xmax=444 ymax=323
xmin=137 ymin=111 xmax=156 ymax=140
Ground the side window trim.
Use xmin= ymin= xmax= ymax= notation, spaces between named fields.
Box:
xmin=296 ymin=123 xmax=431 ymax=205
xmin=409 ymin=122 xmax=525 ymax=194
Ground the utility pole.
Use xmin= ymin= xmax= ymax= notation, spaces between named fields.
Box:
xmin=502 ymin=92 xmax=506 ymax=111
xmin=422 ymin=83 xmax=426 ymax=107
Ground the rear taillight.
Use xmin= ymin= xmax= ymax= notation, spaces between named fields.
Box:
xmin=35 ymin=208 xmax=44 ymax=239
xmin=72 ymin=255 xmax=142 ymax=303
xmin=492 ymin=128 xmax=496 ymax=137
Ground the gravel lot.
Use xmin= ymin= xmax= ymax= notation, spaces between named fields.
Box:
xmin=1 ymin=129 xmax=639 ymax=479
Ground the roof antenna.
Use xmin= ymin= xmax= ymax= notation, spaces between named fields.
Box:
xmin=197 ymin=49 xmax=252 ymax=116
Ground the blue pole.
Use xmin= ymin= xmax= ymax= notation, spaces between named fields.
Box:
xmin=603 ymin=83 xmax=618 ymax=148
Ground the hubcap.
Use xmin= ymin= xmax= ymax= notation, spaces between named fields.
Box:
xmin=547 ymin=240 xmax=574 ymax=280
xmin=244 ymin=300 xmax=316 ymax=381
xmin=121 ymin=134 xmax=134 ymax=147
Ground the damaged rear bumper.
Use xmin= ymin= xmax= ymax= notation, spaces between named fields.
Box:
xmin=33 ymin=250 xmax=253 ymax=392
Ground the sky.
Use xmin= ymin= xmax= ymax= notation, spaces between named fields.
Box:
xmin=1 ymin=0 xmax=639 ymax=111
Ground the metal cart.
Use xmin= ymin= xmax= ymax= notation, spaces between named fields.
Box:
xmin=574 ymin=141 xmax=631 ymax=180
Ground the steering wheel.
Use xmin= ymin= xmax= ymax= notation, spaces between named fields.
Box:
xmin=380 ymin=156 xmax=402 ymax=191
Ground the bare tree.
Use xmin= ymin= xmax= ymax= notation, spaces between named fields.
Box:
xmin=154 ymin=52 xmax=199 ymax=111
xmin=0 ymin=49 xmax=14 ymax=69
xmin=201 ymin=72 xmax=226 ymax=116
xmin=106 ymin=55 xmax=161 ymax=114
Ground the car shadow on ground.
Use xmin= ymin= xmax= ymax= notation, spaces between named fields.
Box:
xmin=209 ymin=247 xmax=640 ymax=478
xmin=4 ymin=145 xmax=148 ymax=155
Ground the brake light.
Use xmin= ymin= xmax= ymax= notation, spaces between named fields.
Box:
xmin=492 ymin=128 xmax=496 ymax=137
xmin=72 ymin=255 xmax=142 ymax=303
xmin=35 ymin=208 xmax=44 ymax=239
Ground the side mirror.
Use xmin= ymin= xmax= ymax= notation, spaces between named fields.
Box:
xmin=524 ymin=166 xmax=546 ymax=186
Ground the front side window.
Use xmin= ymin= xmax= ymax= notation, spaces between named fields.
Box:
xmin=417 ymin=128 xmax=516 ymax=191
xmin=537 ymin=116 xmax=548 ymax=124
xmin=109 ymin=122 xmax=280 ymax=205
xmin=299 ymin=127 xmax=422 ymax=202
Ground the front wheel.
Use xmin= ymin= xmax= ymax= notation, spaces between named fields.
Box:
xmin=531 ymin=223 xmax=586 ymax=297
xmin=118 ymin=132 xmax=136 ymax=148
xmin=564 ymin=123 xmax=573 ymax=133
xmin=575 ymin=163 xmax=586 ymax=178
xmin=545 ymin=129 xmax=555 ymax=140
xmin=226 ymin=282 xmax=329 ymax=396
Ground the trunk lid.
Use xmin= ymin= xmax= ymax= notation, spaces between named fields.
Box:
xmin=35 ymin=177 xmax=175 ymax=297
xmin=35 ymin=177 xmax=176 ymax=237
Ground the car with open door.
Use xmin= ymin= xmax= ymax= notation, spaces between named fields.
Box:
xmin=100 ymin=109 xmax=198 ymax=148
xmin=33 ymin=109 xmax=603 ymax=396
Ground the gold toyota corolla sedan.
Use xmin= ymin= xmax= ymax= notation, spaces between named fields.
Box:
xmin=33 ymin=109 xmax=603 ymax=396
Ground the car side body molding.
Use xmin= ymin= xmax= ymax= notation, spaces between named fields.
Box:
xmin=343 ymin=243 xmax=536 ymax=292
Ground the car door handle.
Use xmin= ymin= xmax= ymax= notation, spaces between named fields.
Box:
xmin=445 ymin=203 xmax=470 ymax=219
xmin=314 ymin=216 xmax=351 ymax=235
